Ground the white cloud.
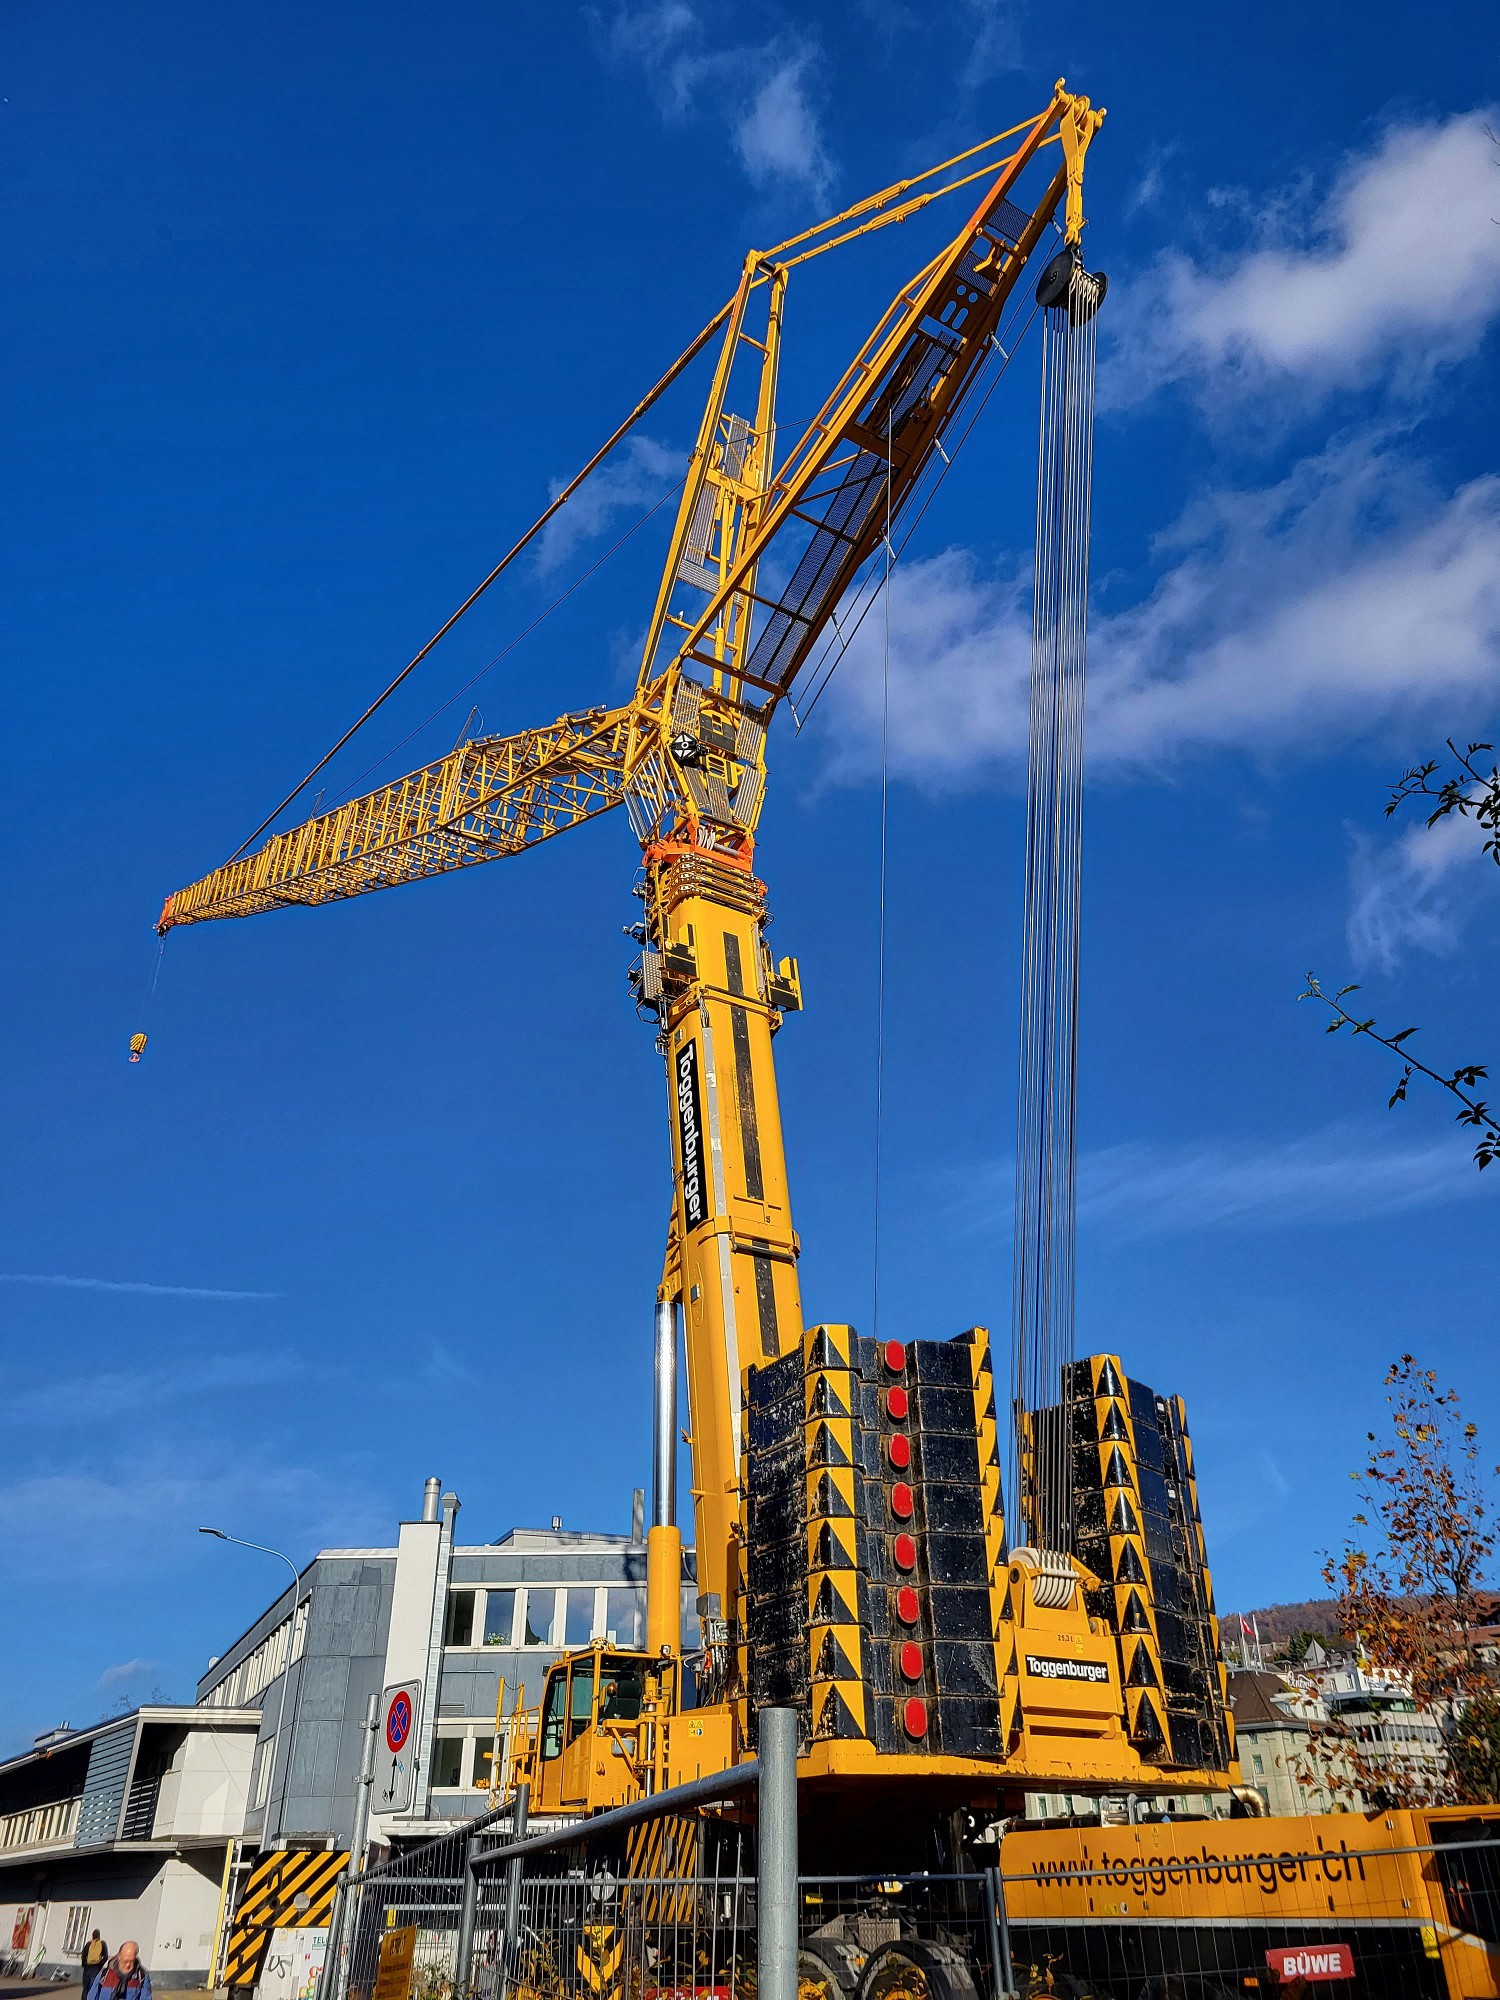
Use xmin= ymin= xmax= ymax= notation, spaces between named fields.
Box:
xmin=0 ymin=1272 xmax=278 ymax=1298
xmin=1077 ymin=1126 xmax=1492 ymax=1237
xmin=734 ymin=56 xmax=832 ymax=201
xmin=98 ymin=1659 xmax=154 ymax=1688
xmin=813 ymin=435 xmax=1500 ymax=784
xmin=535 ymin=434 xmax=683 ymax=575
xmin=1106 ymin=108 xmax=1500 ymax=405
xmin=600 ymin=5 xmax=834 ymax=197
xmin=1346 ymin=792 xmax=1499 ymax=971
xmin=953 ymin=1123 xmax=1493 ymax=1243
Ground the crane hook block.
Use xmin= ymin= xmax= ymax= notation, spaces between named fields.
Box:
xmin=129 ymin=1032 xmax=148 ymax=1063
xmin=1035 ymin=249 xmax=1108 ymax=323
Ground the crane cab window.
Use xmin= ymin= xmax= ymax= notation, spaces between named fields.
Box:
xmin=598 ymin=1659 xmax=646 ymax=1722
xmin=567 ymin=1662 xmax=595 ymax=1744
xmin=540 ymin=1670 xmax=567 ymax=1761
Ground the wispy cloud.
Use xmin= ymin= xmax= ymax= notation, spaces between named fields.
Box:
xmin=1077 ymin=1128 xmax=1492 ymax=1237
xmin=814 ymin=433 xmax=1500 ymax=785
xmin=98 ymin=1659 xmax=154 ymax=1689
xmin=0 ymin=1273 xmax=279 ymax=1299
xmin=733 ymin=55 xmax=832 ymax=199
xmin=0 ymin=1462 xmax=385 ymax=1585
xmin=1104 ymin=107 xmax=1500 ymax=407
xmin=5 ymin=1352 xmax=314 ymax=1428
xmin=599 ymin=5 xmax=834 ymax=198
xmin=535 ymin=434 xmax=682 ymax=574
xmin=951 ymin=1124 xmax=1494 ymax=1242
xmin=1347 ymin=804 xmax=1498 ymax=972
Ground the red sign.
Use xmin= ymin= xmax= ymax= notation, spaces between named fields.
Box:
xmin=385 ymin=1690 xmax=414 ymax=1752
xmin=1266 ymin=1944 xmax=1355 ymax=1983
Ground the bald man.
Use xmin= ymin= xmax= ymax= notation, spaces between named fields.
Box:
xmin=86 ymin=1939 xmax=151 ymax=2000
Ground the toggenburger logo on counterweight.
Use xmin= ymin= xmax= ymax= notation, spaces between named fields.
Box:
xmin=676 ymin=1041 xmax=708 ymax=1229
xmin=1026 ymin=1653 xmax=1110 ymax=1684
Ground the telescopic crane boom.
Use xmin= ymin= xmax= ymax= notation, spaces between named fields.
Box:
xmin=158 ymin=84 xmax=1237 ymax=1845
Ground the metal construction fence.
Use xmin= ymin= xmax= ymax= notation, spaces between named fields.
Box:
xmin=317 ymin=1803 xmax=1500 ymax=2000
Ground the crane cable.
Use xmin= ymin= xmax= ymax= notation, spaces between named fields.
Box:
xmin=1010 ymin=257 xmax=1103 ymax=1555
xmin=871 ymin=407 xmax=895 ymax=1339
xmin=225 ymin=300 xmax=735 ymax=862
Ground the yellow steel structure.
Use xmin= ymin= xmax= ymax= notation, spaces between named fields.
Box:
xmin=157 ymin=84 xmax=1236 ymax=1821
xmin=159 ymin=81 xmax=1101 ymax=1626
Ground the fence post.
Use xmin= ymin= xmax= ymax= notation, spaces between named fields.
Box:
xmin=455 ymin=1823 xmax=480 ymax=2000
xmin=757 ymin=1709 xmax=798 ymax=2000
xmin=985 ymin=1866 xmax=1014 ymax=2000
xmin=498 ymin=1781 xmax=530 ymax=2000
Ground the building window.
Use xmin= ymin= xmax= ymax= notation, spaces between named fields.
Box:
xmin=564 ymin=1589 xmax=595 ymax=1647
xmin=524 ymin=1589 xmax=556 ymax=1647
xmin=605 ymin=1588 xmax=644 ymax=1649
xmin=252 ymin=1735 xmax=275 ymax=1810
xmin=63 ymin=1909 xmax=92 ymax=1955
xmin=445 ymin=1592 xmax=476 ymax=1647
xmin=431 ymin=1737 xmax=464 ymax=1789
xmin=1252 ymin=1754 xmax=1264 ymax=1773
xmin=484 ymin=1591 xmax=516 ymax=1647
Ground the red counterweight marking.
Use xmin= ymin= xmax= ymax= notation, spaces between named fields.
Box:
xmin=895 ymin=1585 xmax=921 ymax=1625
xmin=888 ymin=1433 xmax=911 ymax=1470
xmin=902 ymin=1696 xmax=929 ymax=1739
xmin=893 ymin=1532 xmax=918 ymax=1571
xmin=885 ymin=1385 xmax=909 ymax=1421
xmin=891 ymin=1481 xmax=915 ymax=1520
xmin=883 ymin=1340 xmax=906 ymax=1373
xmin=899 ymin=1641 xmax=924 ymax=1681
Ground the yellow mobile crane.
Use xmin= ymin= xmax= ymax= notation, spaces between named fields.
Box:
xmin=159 ymin=82 xmax=1235 ymax=1863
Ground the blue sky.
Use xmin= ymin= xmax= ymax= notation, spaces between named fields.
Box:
xmin=3 ymin=0 xmax=1497 ymax=1751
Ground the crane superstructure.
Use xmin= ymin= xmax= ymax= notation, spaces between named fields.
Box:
xmin=158 ymin=83 xmax=1236 ymax=1857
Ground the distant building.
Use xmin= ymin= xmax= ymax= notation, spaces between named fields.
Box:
xmin=1226 ymin=1670 xmax=1346 ymax=1815
xmin=0 ymin=1480 xmax=694 ymax=1984
xmin=194 ymin=1479 xmax=697 ymax=1853
xmin=0 ymin=1704 xmax=259 ymax=1987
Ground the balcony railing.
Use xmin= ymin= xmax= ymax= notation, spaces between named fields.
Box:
xmin=0 ymin=1794 xmax=80 ymax=1851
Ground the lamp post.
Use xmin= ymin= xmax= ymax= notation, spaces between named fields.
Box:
xmin=200 ymin=1528 xmax=303 ymax=1841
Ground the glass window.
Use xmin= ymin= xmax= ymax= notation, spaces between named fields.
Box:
xmin=681 ymin=1590 xmax=702 ymax=1652
xmin=540 ymin=1669 xmax=567 ymax=1760
xmin=564 ymin=1588 xmax=595 ymax=1647
xmin=524 ymin=1589 xmax=555 ymax=1647
xmin=431 ymin=1736 xmax=464 ymax=1788
xmin=445 ymin=1591 xmax=476 ymax=1647
xmin=604 ymin=1588 xmax=644 ymax=1649
xmin=598 ymin=1659 xmax=646 ymax=1722
xmin=567 ymin=1662 xmax=595 ymax=1743
xmin=484 ymin=1590 xmax=516 ymax=1647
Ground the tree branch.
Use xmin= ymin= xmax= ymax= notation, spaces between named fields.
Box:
xmin=1300 ymin=976 xmax=1500 ymax=1170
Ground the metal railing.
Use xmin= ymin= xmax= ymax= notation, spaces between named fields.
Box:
xmin=316 ymin=1769 xmax=1500 ymax=2000
xmin=0 ymin=1794 xmax=80 ymax=1851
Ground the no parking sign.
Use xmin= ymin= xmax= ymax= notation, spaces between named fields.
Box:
xmin=375 ymin=1680 xmax=422 ymax=1813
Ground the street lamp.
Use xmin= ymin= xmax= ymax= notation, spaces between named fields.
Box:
xmin=200 ymin=1527 xmax=303 ymax=1840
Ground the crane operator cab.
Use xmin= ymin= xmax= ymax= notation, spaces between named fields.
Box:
xmin=523 ymin=1645 xmax=676 ymax=1815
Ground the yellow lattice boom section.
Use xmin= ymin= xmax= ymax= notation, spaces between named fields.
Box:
xmin=157 ymin=705 xmax=632 ymax=932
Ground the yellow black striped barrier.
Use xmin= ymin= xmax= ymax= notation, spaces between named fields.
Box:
xmin=222 ymin=1847 xmax=350 ymax=1986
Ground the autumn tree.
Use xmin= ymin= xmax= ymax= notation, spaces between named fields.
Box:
xmin=1303 ymin=1358 xmax=1500 ymax=1808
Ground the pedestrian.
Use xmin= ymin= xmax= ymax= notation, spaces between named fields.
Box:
xmin=87 ymin=1938 xmax=151 ymax=2000
xmin=80 ymin=1929 xmax=108 ymax=2000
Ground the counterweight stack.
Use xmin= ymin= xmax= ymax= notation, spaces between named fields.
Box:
xmin=1013 ymin=253 xmax=1104 ymax=1558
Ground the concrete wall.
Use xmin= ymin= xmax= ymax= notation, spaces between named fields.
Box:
xmin=1 ymin=1846 xmax=227 ymax=1991
xmin=154 ymin=1728 xmax=254 ymax=1839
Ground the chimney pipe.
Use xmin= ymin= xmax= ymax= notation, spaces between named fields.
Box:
xmin=630 ymin=1488 xmax=645 ymax=1546
xmin=422 ymin=1476 xmax=441 ymax=1523
xmin=441 ymin=1491 xmax=460 ymax=1525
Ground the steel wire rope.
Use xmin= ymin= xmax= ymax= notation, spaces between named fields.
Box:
xmin=871 ymin=407 xmax=895 ymax=1340
xmin=1009 ymin=264 xmax=1098 ymax=1553
xmin=324 ymin=473 xmax=689 ymax=809
xmin=223 ymin=301 xmax=737 ymax=860
xmin=789 ymin=290 xmax=1045 ymax=734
